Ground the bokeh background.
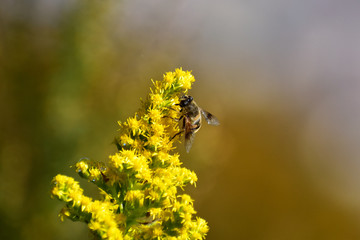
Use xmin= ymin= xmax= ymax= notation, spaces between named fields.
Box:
xmin=1 ymin=0 xmax=360 ymax=239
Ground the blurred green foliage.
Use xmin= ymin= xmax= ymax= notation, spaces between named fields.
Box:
xmin=0 ymin=1 xmax=159 ymax=239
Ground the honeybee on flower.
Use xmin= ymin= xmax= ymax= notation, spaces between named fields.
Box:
xmin=172 ymin=95 xmax=220 ymax=152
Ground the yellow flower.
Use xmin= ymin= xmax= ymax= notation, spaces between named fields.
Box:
xmin=120 ymin=134 xmax=134 ymax=146
xmin=151 ymin=176 xmax=167 ymax=192
xmin=188 ymin=171 xmax=198 ymax=186
xmin=150 ymin=93 xmax=164 ymax=107
xmin=180 ymin=194 xmax=194 ymax=206
xmin=135 ymin=167 xmax=151 ymax=181
xmin=151 ymin=79 xmax=163 ymax=93
xmin=132 ymin=139 xmax=143 ymax=150
xmin=152 ymin=224 xmax=163 ymax=238
xmin=109 ymin=153 xmax=123 ymax=170
xmin=142 ymin=149 xmax=153 ymax=160
xmin=168 ymin=102 xmax=181 ymax=119
xmin=89 ymin=168 xmax=101 ymax=180
xmin=163 ymin=71 xmax=176 ymax=84
xmin=191 ymin=232 xmax=202 ymax=240
xmin=175 ymin=68 xmax=195 ymax=90
xmin=180 ymin=212 xmax=192 ymax=224
xmin=107 ymin=226 xmax=123 ymax=240
xmin=146 ymin=190 xmax=160 ymax=201
xmin=172 ymin=200 xmax=182 ymax=212
xmin=146 ymin=135 xmax=162 ymax=150
xmin=76 ymin=161 xmax=89 ymax=172
xmin=129 ymin=156 xmax=143 ymax=171
xmin=160 ymin=141 xmax=176 ymax=153
xmin=168 ymin=154 xmax=181 ymax=166
xmin=157 ymin=151 xmax=169 ymax=164
xmin=51 ymin=68 xmax=209 ymax=240
xmin=151 ymin=123 xmax=165 ymax=136
xmin=124 ymin=190 xmax=144 ymax=202
xmin=196 ymin=217 xmax=209 ymax=235
xmin=68 ymin=190 xmax=82 ymax=206
xmin=89 ymin=219 xmax=102 ymax=231
xmin=126 ymin=116 xmax=142 ymax=135
xmin=58 ymin=208 xmax=71 ymax=221
xmin=81 ymin=196 xmax=92 ymax=212
xmin=149 ymin=208 xmax=162 ymax=220
xmin=148 ymin=108 xmax=162 ymax=122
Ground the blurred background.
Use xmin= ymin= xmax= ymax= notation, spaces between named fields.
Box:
xmin=1 ymin=0 xmax=360 ymax=239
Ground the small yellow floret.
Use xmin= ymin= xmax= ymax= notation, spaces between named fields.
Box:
xmin=150 ymin=93 xmax=164 ymax=107
xmin=126 ymin=117 xmax=141 ymax=135
xmin=124 ymin=190 xmax=144 ymax=202
xmin=151 ymin=123 xmax=165 ymax=136
xmin=163 ymin=71 xmax=176 ymax=84
xmin=196 ymin=217 xmax=209 ymax=235
xmin=107 ymin=226 xmax=123 ymax=240
xmin=148 ymin=108 xmax=162 ymax=122
xmin=146 ymin=135 xmax=162 ymax=150
xmin=59 ymin=208 xmax=71 ymax=221
xmin=120 ymin=134 xmax=134 ymax=146
xmin=152 ymin=224 xmax=163 ymax=238
xmin=149 ymin=208 xmax=162 ymax=220
xmin=157 ymin=151 xmax=169 ymax=164
xmin=88 ymin=219 xmax=102 ymax=231
xmin=76 ymin=161 xmax=89 ymax=172
xmin=89 ymin=168 xmax=101 ymax=180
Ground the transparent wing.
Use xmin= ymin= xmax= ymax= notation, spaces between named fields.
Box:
xmin=184 ymin=117 xmax=196 ymax=153
xmin=185 ymin=131 xmax=195 ymax=153
xmin=201 ymin=109 xmax=220 ymax=126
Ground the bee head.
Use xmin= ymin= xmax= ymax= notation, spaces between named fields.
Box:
xmin=179 ymin=95 xmax=193 ymax=107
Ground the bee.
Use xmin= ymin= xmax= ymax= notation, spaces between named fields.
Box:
xmin=172 ymin=95 xmax=220 ymax=152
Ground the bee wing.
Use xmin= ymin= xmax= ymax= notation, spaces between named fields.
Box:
xmin=185 ymin=132 xmax=195 ymax=153
xmin=184 ymin=117 xmax=196 ymax=153
xmin=201 ymin=109 xmax=220 ymax=126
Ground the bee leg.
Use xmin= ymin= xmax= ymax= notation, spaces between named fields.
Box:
xmin=173 ymin=105 xmax=183 ymax=112
xmin=169 ymin=129 xmax=184 ymax=141
xmin=167 ymin=106 xmax=182 ymax=112
xmin=190 ymin=124 xmax=201 ymax=131
xmin=162 ymin=115 xmax=183 ymax=122
xmin=176 ymin=115 xmax=184 ymax=121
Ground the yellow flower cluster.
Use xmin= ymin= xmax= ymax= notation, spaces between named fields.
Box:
xmin=51 ymin=68 xmax=209 ymax=239
xmin=51 ymin=174 xmax=125 ymax=240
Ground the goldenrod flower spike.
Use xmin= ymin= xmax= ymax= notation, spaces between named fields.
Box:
xmin=51 ymin=68 xmax=208 ymax=239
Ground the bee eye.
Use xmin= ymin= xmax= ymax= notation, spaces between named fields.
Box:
xmin=179 ymin=95 xmax=193 ymax=107
xmin=180 ymin=100 xmax=186 ymax=107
